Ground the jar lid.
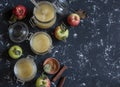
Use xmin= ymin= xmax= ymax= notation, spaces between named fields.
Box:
xmin=8 ymin=22 xmax=29 ymax=43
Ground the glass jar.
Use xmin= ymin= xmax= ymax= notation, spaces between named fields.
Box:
xmin=29 ymin=32 xmax=53 ymax=55
xmin=14 ymin=55 xmax=37 ymax=83
xmin=30 ymin=1 xmax=56 ymax=29
xmin=8 ymin=22 xmax=29 ymax=43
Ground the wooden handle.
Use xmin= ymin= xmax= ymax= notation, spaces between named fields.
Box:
xmin=52 ymin=65 xmax=67 ymax=82
xmin=57 ymin=77 xmax=66 ymax=87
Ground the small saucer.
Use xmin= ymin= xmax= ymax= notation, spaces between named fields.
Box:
xmin=43 ymin=58 xmax=60 ymax=74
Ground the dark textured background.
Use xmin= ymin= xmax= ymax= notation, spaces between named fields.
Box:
xmin=0 ymin=0 xmax=120 ymax=87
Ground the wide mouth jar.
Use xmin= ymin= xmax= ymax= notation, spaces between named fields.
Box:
xmin=14 ymin=57 xmax=37 ymax=82
xmin=32 ymin=1 xmax=56 ymax=29
xmin=8 ymin=22 xmax=29 ymax=43
xmin=30 ymin=32 xmax=53 ymax=55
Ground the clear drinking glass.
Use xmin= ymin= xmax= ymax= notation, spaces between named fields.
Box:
xmin=52 ymin=0 xmax=69 ymax=15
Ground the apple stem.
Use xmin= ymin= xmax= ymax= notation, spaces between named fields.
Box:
xmin=9 ymin=14 xmax=17 ymax=24
xmin=61 ymin=36 xmax=67 ymax=41
xmin=41 ymin=73 xmax=47 ymax=80
xmin=13 ymin=48 xmax=21 ymax=55
xmin=60 ymin=22 xmax=68 ymax=31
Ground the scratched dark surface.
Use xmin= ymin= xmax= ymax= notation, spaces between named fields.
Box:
xmin=0 ymin=0 xmax=120 ymax=87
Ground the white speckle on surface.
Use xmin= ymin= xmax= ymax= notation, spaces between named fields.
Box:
xmin=76 ymin=51 xmax=89 ymax=69
xmin=100 ymin=39 xmax=104 ymax=46
xmin=104 ymin=0 xmax=108 ymax=4
xmin=93 ymin=5 xmax=97 ymax=12
xmin=114 ymin=8 xmax=120 ymax=12
xmin=6 ymin=43 xmax=10 ymax=47
xmin=91 ymin=18 xmax=96 ymax=25
xmin=61 ymin=58 xmax=72 ymax=65
xmin=87 ymin=0 xmax=93 ymax=3
xmin=116 ymin=66 xmax=120 ymax=69
xmin=73 ymin=33 xmax=78 ymax=38
xmin=52 ymin=50 xmax=59 ymax=57
xmin=86 ymin=73 xmax=90 ymax=76
xmin=108 ymin=13 xmax=114 ymax=24
xmin=92 ymin=68 xmax=97 ymax=71
xmin=5 ymin=60 xmax=11 ymax=67
xmin=80 ymin=83 xmax=86 ymax=86
xmin=67 ymin=73 xmax=76 ymax=80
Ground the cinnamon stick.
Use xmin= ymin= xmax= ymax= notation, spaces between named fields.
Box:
xmin=52 ymin=65 xmax=67 ymax=82
xmin=57 ymin=77 xmax=66 ymax=87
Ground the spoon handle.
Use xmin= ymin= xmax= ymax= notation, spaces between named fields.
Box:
xmin=30 ymin=0 xmax=38 ymax=6
xmin=52 ymin=65 xmax=67 ymax=82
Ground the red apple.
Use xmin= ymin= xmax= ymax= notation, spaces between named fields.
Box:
xmin=9 ymin=5 xmax=27 ymax=23
xmin=54 ymin=24 xmax=69 ymax=41
xmin=67 ymin=13 xmax=80 ymax=27
xmin=13 ymin=5 xmax=27 ymax=20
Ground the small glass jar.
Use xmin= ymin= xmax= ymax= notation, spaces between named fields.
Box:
xmin=14 ymin=55 xmax=37 ymax=83
xmin=30 ymin=1 xmax=56 ymax=29
xmin=8 ymin=22 xmax=29 ymax=43
xmin=29 ymin=32 xmax=53 ymax=55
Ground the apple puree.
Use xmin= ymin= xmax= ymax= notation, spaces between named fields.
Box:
xmin=46 ymin=60 xmax=57 ymax=73
xmin=34 ymin=3 xmax=55 ymax=22
xmin=33 ymin=1 xmax=56 ymax=29
xmin=32 ymin=33 xmax=51 ymax=53
xmin=17 ymin=59 xmax=34 ymax=79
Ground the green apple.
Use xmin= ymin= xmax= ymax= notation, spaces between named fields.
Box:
xmin=8 ymin=45 xmax=22 ymax=59
xmin=54 ymin=24 xmax=69 ymax=41
xmin=36 ymin=74 xmax=51 ymax=87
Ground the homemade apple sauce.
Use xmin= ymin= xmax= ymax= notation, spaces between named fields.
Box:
xmin=33 ymin=1 xmax=56 ymax=29
xmin=14 ymin=58 xmax=37 ymax=81
xmin=30 ymin=32 xmax=52 ymax=55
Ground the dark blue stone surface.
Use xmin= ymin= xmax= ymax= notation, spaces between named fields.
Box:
xmin=0 ymin=0 xmax=120 ymax=87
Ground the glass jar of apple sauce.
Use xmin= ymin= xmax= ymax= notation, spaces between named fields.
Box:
xmin=29 ymin=32 xmax=53 ymax=55
xmin=30 ymin=1 xmax=56 ymax=29
xmin=14 ymin=55 xmax=37 ymax=84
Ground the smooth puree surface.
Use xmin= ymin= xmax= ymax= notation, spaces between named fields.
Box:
xmin=34 ymin=2 xmax=55 ymax=22
xmin=32 ymin=33 xmax=51 ymax=53
xmin=16 ymin=59 xmax=34 ymax=80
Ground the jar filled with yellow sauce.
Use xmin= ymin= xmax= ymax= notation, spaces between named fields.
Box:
xmin=30 ymin=32 xmax=53 ymax=55
xmin=30 ymin=1 xmax=56 ymax=29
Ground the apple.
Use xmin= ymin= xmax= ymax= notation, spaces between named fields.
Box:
xmin=9 ymin=5 xmax=27 ymax=23
xmin=36 ymin=74 xmax=51 ymax=87
xmin=8 ymin=45 xmax=23 ymax=59
xmin=54 ymin=24 xmax=69 ymax=41
xmin=67 ymin=13 xmax=80 ymax=27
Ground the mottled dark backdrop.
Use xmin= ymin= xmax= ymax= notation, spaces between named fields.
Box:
xmin=0 ymin=0 xmax=120 ymax=87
